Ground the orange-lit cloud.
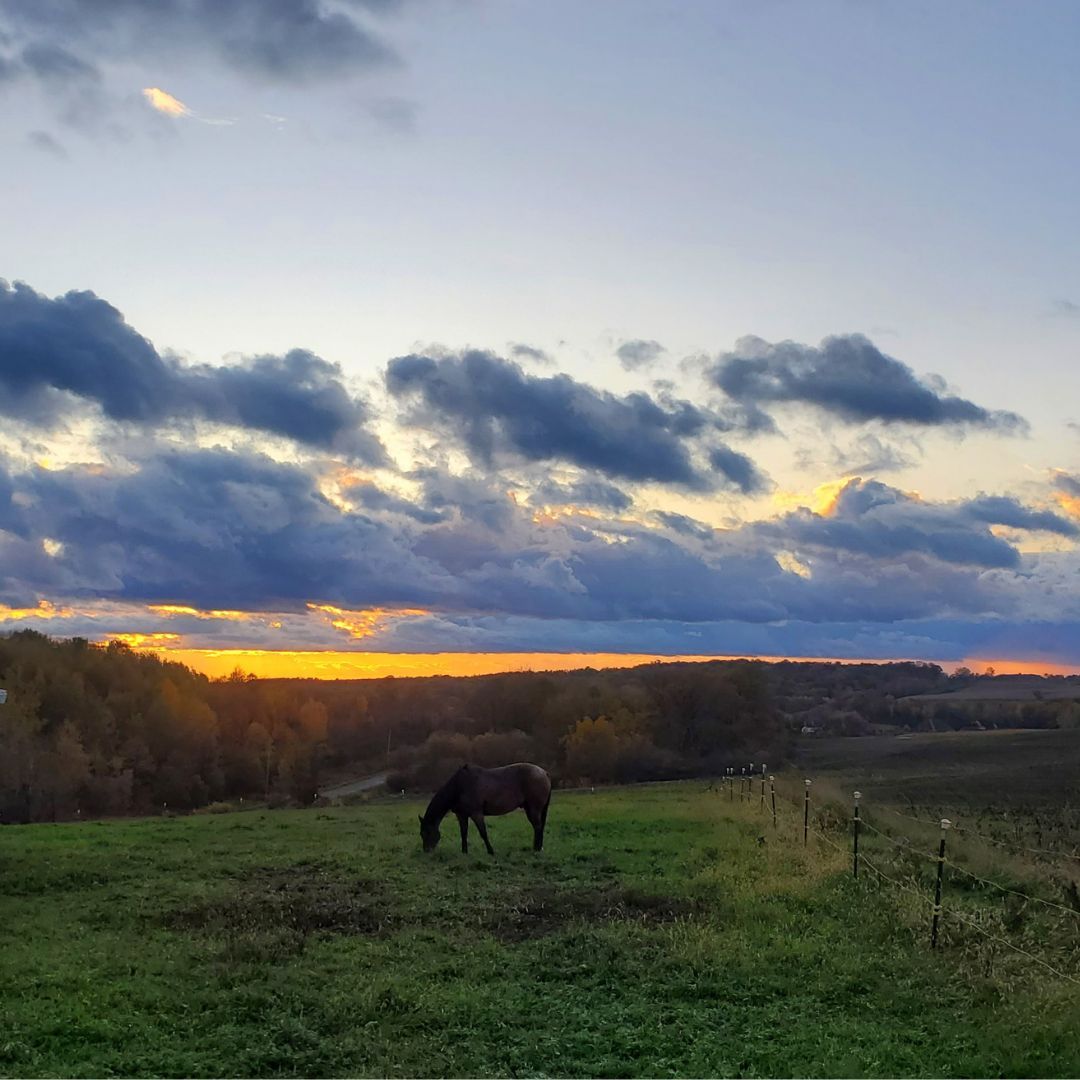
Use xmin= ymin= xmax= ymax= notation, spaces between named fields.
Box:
xmin=107 ymin=632 xmax=182 ymax=649
xmin=148 ymin=604 xmax=257 ymax=622
xmin=142 ymin=87 xmax=234 ymax=125
xmin=0 ymin=600 xmax=74 ymax=622
xmin=771 ymin=477 xmax=851 ymax=517
xmin=1055 ymin=490 xmax=1080 ymax=520
xmin=143 ymin=87 xmax=191 ymax=118
xmin=307 ymin=603 xmax=429 ymax=640
xmin=775 ymin=551 xmax=811 ymax=578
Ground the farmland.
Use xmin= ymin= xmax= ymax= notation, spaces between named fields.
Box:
xmin=3 ymin=769 xmax=1080 ymax=1077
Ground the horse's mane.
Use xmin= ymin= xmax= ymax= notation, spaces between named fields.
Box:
xmin=423 ymin=765 xmax=469 ymax=824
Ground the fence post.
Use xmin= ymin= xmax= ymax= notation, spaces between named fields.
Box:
xmin=853 ymin=791 xmax=861 ymax=878
xmin=759 ymin=764 xmax=766 ymax=811
xmin=803 ymin=780 xmax=811 ymax=846
xmin=728 ymin=767 xmax=733 ymax=801
xmin=741 ymin=766 xmax=747 ymax=801
xmin=769 ymin=775 xmax=776 ymax=829
xmin=931 ymin=818 xmax=951 ymax=949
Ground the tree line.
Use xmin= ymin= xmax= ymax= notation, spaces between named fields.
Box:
xmin=3 ymin=630 xmax=1075 ymax=822
xmin=0 ymin=631 xmax=784 ymax=821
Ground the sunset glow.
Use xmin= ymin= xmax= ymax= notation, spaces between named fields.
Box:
xmin=154 ymin=649 xmax=926 ymax=681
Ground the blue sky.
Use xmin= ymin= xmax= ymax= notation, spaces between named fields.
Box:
xmin=1 ymin=0 xmax=1079 ymax=672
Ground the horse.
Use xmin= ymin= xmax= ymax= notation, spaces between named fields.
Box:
xmin=418 ymin=762 xmax=551 ymax=855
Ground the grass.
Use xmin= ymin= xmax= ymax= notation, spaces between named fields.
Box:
xmin=2 ymin=784 xmax=1080 ymax=1077
xmin=793 ymin=728 xmax=1080 ymax=809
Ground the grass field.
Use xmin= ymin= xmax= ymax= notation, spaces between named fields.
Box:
xmin=793 ymin=728 xmax=1080 ymax=809
xmin=3 ymin=781 xmax=1080 ymax=1078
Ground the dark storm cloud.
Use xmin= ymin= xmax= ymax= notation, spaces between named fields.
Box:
xmin=761 ymin=478 xmax=1074 ymax=572
xmin=0 ymin=0 xmax=401 ymax=86
xmin=386 ymin=349 xmax=752 ymax=491
xmin=616 ymin=338 xmax=664 ymax=371
xmin=346 ymin=480 xmax=448 ymax=525
xmin=708 ymin=445 xmax=769 ymax=495
xmin=530 ymin=478 xmax=634 ymax=512
xmin=964 ymin=495 xmax=1077 ymax=537
xmin=651 ymin=511 xmax=714 ymax=540
xmin=6 ymin=448 xmax=442 ymax=609
xmin=710 ymin=334 xmax=1026 ymax=432
xmin=0 ymin=280 xmax=385 ymax=461
xmin=4 ymin=444 xmax=1074 ymax=637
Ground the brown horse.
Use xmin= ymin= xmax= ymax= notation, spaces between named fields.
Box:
xmin=419 ymin=762 xmax=551 ymax=855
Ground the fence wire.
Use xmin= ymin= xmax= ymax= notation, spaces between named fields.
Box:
xmin=949 ymin=910 xmax=1080 ymax=987
xmin=718 ymin=773 xmax=1080 ymax=994
xmin=885 ymin=806 xmax=1080 ymax=864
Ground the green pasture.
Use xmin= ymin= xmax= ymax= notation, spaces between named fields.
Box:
xmin=2 ymin=782 xmax=1078 ymax=1077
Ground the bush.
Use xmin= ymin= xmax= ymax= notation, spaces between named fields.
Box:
xmin=193 ymin=801 xmax=234 ymax=815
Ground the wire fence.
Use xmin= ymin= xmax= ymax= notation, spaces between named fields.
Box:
xmin=884 ymin=806 xmax=1080 ymax=864
xmin=714 ymin=768 xmax=1080 ymax=994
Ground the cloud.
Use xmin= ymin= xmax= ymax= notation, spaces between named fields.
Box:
xmin=363 ymin=95 xmax=417 ymax=133
xmin=530 ymin=478 xmax=634 ymax=512
xmin=26 ymin=129 xmax=67 ymax=157
xmin=759 ymin=478 xmax=1075 ymax=574
xmin=386 ymin=349 xmax=760 ymax=491
xmin=0 ymin=1 xmax=401 ymax=84
xmin=833 ymin=432 xmax=920 ymax=475
xmin=0 ymin=280 xmax=386 ymax=461
xmin=0 ymin=0 xmax=408 ymax=138
xmin=710 ymin=334 xmax=1026 ymax=432
xmin=0 ymin=448 xmax=441 ymax=610
xmin=142 ymin=86 xmax=190 ymax=117
xmin=2 ymin=443 xmax=1078 ymax=657
xmin=1050 ymin=299 xmax=1080 ymax=318
xmin=708 ymin=445 xmax=770 ymax=495
xmin=508 ymin=342 xmax=552 ymax=365
xmin=1055 ymin=472 xmax=1080 ymax=498
xmin=616 ymin=338 xmax=665 ymax=371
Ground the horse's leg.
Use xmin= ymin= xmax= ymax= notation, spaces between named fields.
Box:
xmin=456 ymin=812 xmax=469 ymax=854
xmin=524 ymin=803 xmax=544 ymax=852
xmin=470 ymin=812 xmax=495 ymax=856
xmin=538 ymin=792 xmax=551 ymax=851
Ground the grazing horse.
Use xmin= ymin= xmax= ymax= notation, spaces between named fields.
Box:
xmin=419 ymin=763 xmax=551 ymax=855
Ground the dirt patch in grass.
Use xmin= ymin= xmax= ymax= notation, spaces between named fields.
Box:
xmin=163 ymin=865 xmax=701 ymax=952
xmin=165 ymin=865 xmax=392 ymax=941
xmin=485 ymin=883 xmax=703 ymax=941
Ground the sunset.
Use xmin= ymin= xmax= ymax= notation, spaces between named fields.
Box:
xmin=1 ymin=3 xmax=1078 ymax=677
xmin=3 ymin=2 xmax=1080 ymax=1076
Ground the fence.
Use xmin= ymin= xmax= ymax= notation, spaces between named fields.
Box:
xmin=716 ymin=766 xmax=1080 ymax=989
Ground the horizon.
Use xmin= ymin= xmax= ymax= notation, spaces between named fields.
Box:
xmin=2 ymin=1 xmax=1080 ymax=674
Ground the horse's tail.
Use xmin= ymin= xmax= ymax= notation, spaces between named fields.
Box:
xmin=540 ymin=783 xmax=552 ymax=829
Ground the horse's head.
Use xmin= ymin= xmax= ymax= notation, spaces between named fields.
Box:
xmin=419 ymin=814 xmax=440 ymax=852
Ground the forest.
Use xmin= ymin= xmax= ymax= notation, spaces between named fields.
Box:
xmin=1 ymin=629 xmax=1077 ymax=822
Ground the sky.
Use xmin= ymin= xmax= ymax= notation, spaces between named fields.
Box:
xmin=2 ymin=0 xmax=1080 ymax=677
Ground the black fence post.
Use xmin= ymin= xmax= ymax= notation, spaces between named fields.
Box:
xmin=853 ymin=791 xmax=861 ymax=878
xmin=803 ymin=780 xmax=811 ymax=846
xmin=759 ymin=763 xmax=766 ymax=811
xmin=728 ymin=767 xmax=733 ymax=801
xmin=931 ymin=818 xmax=951 ymax=949
xmin=769 ymin=775 xmax=776 ymax=829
